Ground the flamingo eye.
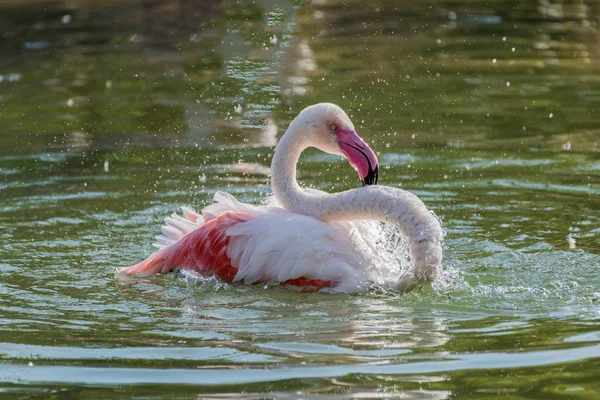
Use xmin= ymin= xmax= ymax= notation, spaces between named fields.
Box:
xmin=330 ymin=124 xmax=337 ymax=131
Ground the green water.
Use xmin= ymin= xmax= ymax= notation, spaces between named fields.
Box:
xmin=1 ymin=0 xmax=599 ymax=398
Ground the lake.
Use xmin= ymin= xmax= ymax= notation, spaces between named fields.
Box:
xmin=1 ymin=0 xmax=599 ymax=398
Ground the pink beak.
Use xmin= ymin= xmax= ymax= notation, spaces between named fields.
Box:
xmin=337 ymin=129 xmax=379 ymax=186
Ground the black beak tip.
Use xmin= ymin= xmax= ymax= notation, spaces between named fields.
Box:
xmin=362 ymin=164 xmax=379 ymax=186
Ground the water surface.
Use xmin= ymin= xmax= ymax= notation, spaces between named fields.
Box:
xmin=1 ymin=0 xmax=599 ymax=398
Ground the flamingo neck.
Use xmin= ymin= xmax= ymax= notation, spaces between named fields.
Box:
xmin=270 ymin=124 xmax=312 ymax=215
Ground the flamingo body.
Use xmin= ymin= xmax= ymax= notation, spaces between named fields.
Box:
xmin=120 ymin=192 xmax=369 ymax=292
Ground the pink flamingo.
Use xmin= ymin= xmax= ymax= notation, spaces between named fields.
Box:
xmin=118 ymin=104 xmax=443 ymax=292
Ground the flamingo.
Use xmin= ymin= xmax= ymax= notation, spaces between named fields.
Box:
xmin=118 ymin=103 xmax=443 ymax=293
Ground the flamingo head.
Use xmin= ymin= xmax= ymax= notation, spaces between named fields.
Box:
xmin=299 ymin=103 xmax=379 ymax=186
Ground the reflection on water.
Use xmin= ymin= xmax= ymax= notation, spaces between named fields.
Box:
xmin=294 ymin=0 xmax=600 ymax=151
xmin=2 ymin=0 xmax=597 ymax=153
xmin=0 ymin=0 xmax=599 ymax=398
xmin=0 ymin=0 xmax=303 ymax=152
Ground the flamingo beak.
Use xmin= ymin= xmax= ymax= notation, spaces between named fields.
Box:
xmin=337 ymin=129 xmax=379 ymax=186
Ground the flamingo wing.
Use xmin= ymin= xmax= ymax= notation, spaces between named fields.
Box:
xmin=119 ymin=192 xmax=370 ymax=292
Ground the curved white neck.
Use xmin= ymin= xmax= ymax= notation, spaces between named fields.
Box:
xmin=270 ymin=124 xmax=312 ymax=215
